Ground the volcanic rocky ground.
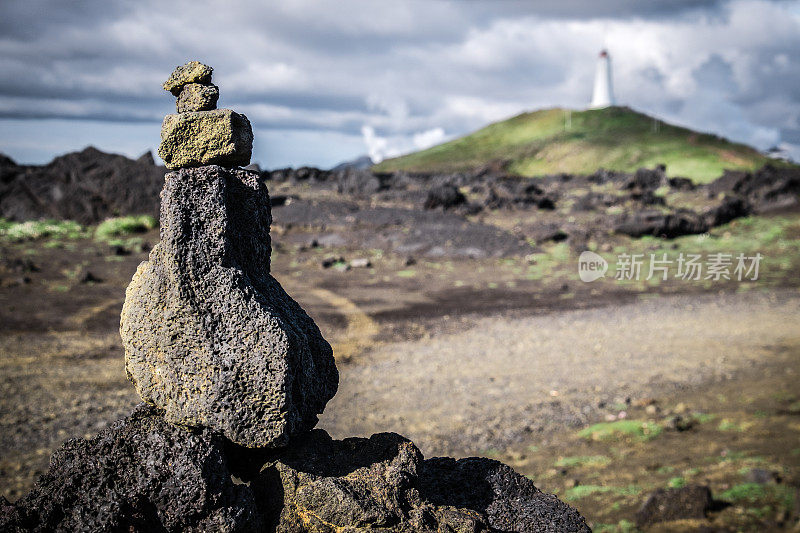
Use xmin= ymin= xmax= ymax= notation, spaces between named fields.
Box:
xmin=1 ymin=148 xmax=800 ymax=530
xmin=3 ymin=148 xmax=799 ymax=255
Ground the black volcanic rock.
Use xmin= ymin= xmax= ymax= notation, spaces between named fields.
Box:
xmin=614 ymin=209 xmax=708 ymax=238
xmin=2 ymin=416 xmax=590 ymax=533
xmin=176 ymin=82 xmax=220 ymax=113
xmin=420 ymin=457 xmax=591 ymax=532
xmin=624 ymin=165 xmax=667 ymax=191
xmin=0 ymin=405 xmax=261 ymax=532
xmin=249 ymin=429 xmax=590 ymax=532
xmin=136 ymin=150 xmax=156 ymax=165
xmin=120 ymin=165 xmax=338 ymax=448
xmin=636 ymin=485 xmax=713 ymax=527
xmin=424 ymin=183 xmax=466 ymax=210
xmin=708 ymin=164 xmax=800 ymax=213
xmin=336 ymin=169 xmax=382 ymax=195
xmin=0 ymin=147 xmax=165 ymax=224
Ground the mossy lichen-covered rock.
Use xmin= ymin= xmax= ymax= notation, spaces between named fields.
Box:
xmin=163 ymin=60 xmax=213 ymax=95
xmin=177 ymin=83 xmax=219 ymax=112
xmin=247 ymin=429 xmax=591 ymax=532
xmin=158 ymin=109 xmax=253 ymax=169
xmin=0 ymin=405 xmax=260 ymax=532
xmin=120 ymin=165 xmax=338 ymax=448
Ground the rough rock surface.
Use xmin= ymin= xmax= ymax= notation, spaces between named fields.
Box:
xmin=163 ymin=60 xmax=213 ymax=95
xmin=177 ymin=82 xmax=219 ymax=112
xmin=708 ymin=164 xmax=800 ymax=213
xmin=419 ymin=457 xmax=592 ymax=532
xmin=0 ymin=405 xmax=260 ymax=532
xmin=120 ymin=165 xmax=338 ymax=448
xmin=0 ymin=147 xmax=165 ymax=224
xmin=424 ymin=183 xmax=467 ymax=210
xmin=158 ymin=109 xmax=253 ymax=169
xmin=635 ymin=485 xmax=713 ymax=527
xmin=245 ymin=429 xmax=590 ymax=532
xmin=2 ymin=413 xmax=589 ymax=532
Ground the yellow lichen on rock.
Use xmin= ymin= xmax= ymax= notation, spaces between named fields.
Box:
xmin=162 ymin=61 xmax=213 ymax=95
xmin=157 ymin=109 xmax=252 ymax=169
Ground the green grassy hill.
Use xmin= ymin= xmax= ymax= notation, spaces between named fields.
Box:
xmin=373 ymin=106 xmax=789 ymax=183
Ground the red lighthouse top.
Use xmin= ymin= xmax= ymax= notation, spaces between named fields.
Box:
xmin=599 ymin=49 xmax=608 ymax=58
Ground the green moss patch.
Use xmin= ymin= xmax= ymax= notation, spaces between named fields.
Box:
xmin=554 ymin=455 xmax=611 ymax=468
xmin=578 ymin=420 xmax=663 ymax=442
xmin=719 ymin=483 xmax=796 ymax=512
xmin=95 ymin=215 xmax=157 ymax=240
xmin=0 ymin=219 xmax=86 ymax=242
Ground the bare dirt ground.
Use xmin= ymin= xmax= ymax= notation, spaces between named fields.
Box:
xmin=1 ymin=222 xmax=800 ymax=530
xmin=320 ymin=291 xmax=800 ymax=457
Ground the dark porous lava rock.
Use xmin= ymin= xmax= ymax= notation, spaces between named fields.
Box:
xmin=614 ymin=209 xmax=708 ymax=238
xmin=419 ymin=457 xmax=591 ymax=532
xmin=120 ymin=165 xmax=338 ymax=448
xmin=0 ymin=147 xmax=165 ymax=224
xmin=0 ymin=405 xmax=260 ymax=532
xmin=708 ymin=164 xmax=800 ymax=213
xmin=635 ymin=484 xmax=713 ymax=528
xmin=176 ymin=82 xmax=220 ymax=113
xmin=2 ymin=422 xmax=589 ymax=532
xmin=424 ymin=183 xmax=467 ymax=210
xmin=248 ymin=429 xmax=590 ymax=532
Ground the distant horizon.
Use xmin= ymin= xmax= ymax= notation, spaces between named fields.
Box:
xmin=2 ymin=103 xmax=795 ymax=170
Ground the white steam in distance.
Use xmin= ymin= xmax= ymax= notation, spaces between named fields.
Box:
xmin=361 ymin=125 xmax=447 ymax=163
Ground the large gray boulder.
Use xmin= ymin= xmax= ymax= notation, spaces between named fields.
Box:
xmin=120 ymin=165 xmax=338 ymax=448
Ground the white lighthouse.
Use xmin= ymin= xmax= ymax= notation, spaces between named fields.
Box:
xmin=590 ymin=49 xmax=615 ymax=108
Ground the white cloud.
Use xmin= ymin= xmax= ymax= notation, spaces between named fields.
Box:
xmin=226 ymin=62 xmax=309 ymax=93
xmin=413 ymin=127 xmax=447 ymax=150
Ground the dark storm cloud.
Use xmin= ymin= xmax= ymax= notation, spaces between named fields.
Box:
xmin=0 ymin=1 xmax=126 ymax=40
xmin=0 ymin=0 xmax=798 ymax=166
xmin=464 ymin=0 xmax=729 ymax=19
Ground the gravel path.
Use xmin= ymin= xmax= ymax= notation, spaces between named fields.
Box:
xmin=319 ymin=290 xmax=800 ymax=457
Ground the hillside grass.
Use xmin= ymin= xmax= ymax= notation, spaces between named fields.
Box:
xmin=374 ymin=106 xmax=790 ymax=183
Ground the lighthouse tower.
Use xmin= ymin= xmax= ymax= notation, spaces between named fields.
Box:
xmin=590 ymin=49 xmax=615 ymax=108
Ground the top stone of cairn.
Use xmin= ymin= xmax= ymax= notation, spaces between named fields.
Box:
xmin=162 ymin=61 xmax=213 ymax=96
xmin=158 ymin=61 xmax=252 ymax=169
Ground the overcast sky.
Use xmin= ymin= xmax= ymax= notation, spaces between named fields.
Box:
xmin=1 ymin=0 xmax=798 ymax=169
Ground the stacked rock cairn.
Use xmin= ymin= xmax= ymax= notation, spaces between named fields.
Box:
xmin=0 ymin=62 xmax=589 ymax=532
xmin=125 ymin=61 xmax=338 ymax=448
